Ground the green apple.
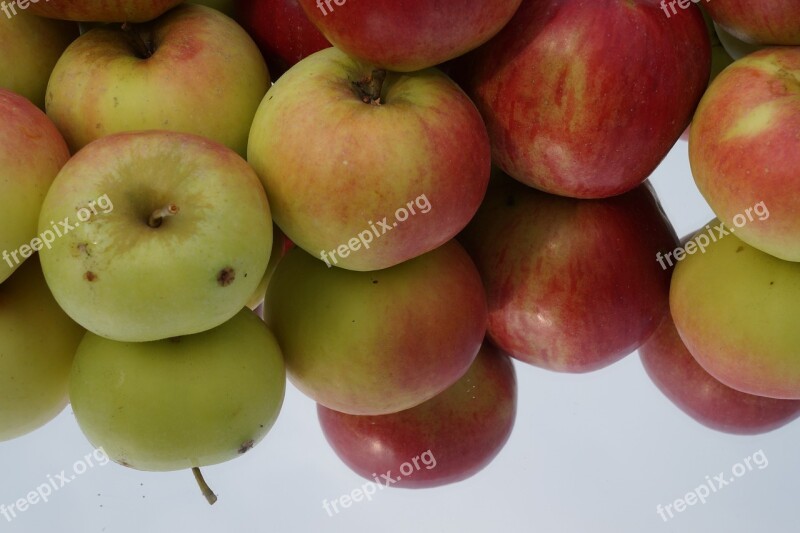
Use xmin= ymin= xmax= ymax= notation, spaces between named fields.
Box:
xmin=0 ymin=89 xmax=70 ymax=284
xmin=46 ymin=4 xmax=270 ymax=157
xmin=264 ymin=241 xmax=487 ymax=415
xmin=0 ymin=12 xmax=77 ymax=109
xmin=670 ymin=220 xmax=800 ymax=399
xmin=70 ymin=308 xmax=286 ymax=471
xmin=248 ymin=47 xmax=491 ymax=271
xmin=0 ymin=255 xmax=85 ymax=441
xmin=28 ymin=0 xmax=184 ymax=22
xmin=38 ymin=130 xmax=272 ymax=342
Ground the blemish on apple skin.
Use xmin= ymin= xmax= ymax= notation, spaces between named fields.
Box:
xmin=77 ymin=243 xmax=90 ymax=256
xmin=84 ymin=271 xmax=97 ymax=282
xmin=238 ymin=440 xmax=254 ymax=454
xmin=736 ymin=246 xmax=744 ymax=253
xmin=217 ymin=267 xmax=235 ymax=286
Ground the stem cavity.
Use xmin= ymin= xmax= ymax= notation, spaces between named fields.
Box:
xmin=353 ymin=69 xmax=387 ymax=105
xmin=148 ymin=204 xmax=179 ymax=228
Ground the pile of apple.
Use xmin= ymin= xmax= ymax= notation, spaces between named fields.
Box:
xmin=1 ymin=0 xmax=799 ymax=504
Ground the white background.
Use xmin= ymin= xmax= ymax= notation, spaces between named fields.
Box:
xmin=3 ymin=140 xmax=798 ymax=533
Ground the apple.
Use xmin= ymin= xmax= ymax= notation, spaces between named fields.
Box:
xmin=46 ymin=4 xmax=270 ymax=157
xmin=28 ymin=0 xmax=183 ymax=22
xmin=689 ymin=47 xmax=800 ymax=262
xmin=264 ymin=241 xmax=487 ymax=415
xmin=0 ymin=89 xmax=70 ymax=284
xmin=235 ymin=0 xmax=330 ymax=77
xmin=70 ymin=308 xmax=285 ymax=471
xmin=670 ymin=220 xmax=800 ymax=399
xmin=706 ymin=0 xmax=800 ymax=45
xmin=458 ymin=172 xmax=677 ymax=373
xmin=248 ymin=47 xmax=491 ymax=271
xmin=318 ymin=342 xmax=517 ymax=488
xmin=295 ymin=0 xmax=521 ymax=72
xmin=0 ymin=12 xmax=77 ymax=109
xmin=641 ymin=311 xmax=800 ymax=435
xmin=38 ymin=130 xmax=272 ymax=342
xmin=0 ymin=256 xmax=85 ymax=441
xmin=463 ymin=0 xmax=710 ymax=199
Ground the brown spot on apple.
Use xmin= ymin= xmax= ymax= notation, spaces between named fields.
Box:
xmin=85 ymin=271 xmax=97 ymax=282
xmin=217 ymin=267 xmax=235 ymax=286
xmin=238 ymin=439 xmax=254 ymax=454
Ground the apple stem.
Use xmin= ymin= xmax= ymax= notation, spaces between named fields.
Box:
xmin=121 ymin=22 xmax=154 ymax=59
xmin=192 ymin=467 xmax=218 ymax=505
xmin=353 ymin=70 xmax=387 ymax=105
xmin=148 ymin=204 xmax=180 ymax=228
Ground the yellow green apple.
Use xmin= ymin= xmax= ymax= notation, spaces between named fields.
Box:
xmin=46 ymin=4 xmax=270 ymax=157
xmin=0 ymin=255 xmax=84 ymax=441
xmin=0 ymin=11 xmax=77 ymax=108
xmin=0 ymin=89 xmax=70 ymax=284
xmin=38 ymin=130 xmax=272 ymax=342
xmin=70 ymin=308 xmax=286 ymax=471
xmin=264 ymin=241 xmax=487 ymax=415
xmin=670 ymin=220 xmax=800 ymax=399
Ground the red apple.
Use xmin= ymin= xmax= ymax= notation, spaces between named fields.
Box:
xmin=459 ymin=172 xmax=677 ymax=372
xmin=689 ymin=47 xmax=800 ymax=261
xmin=464 ymin=0 xmax=710 ymax=198
xmin=235 ymin=0 xmax=330 ymax=78
xmin=296 ymin=0 xmax=522 ymax=72
xmin=318 ymin=342 xmax=516 ymax=488
xmin=706 ymin=0 xmax=800 ymax=45
xmin=641 ymin=312 xmax=800 ymax=435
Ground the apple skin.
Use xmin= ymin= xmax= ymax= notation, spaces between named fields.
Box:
xmin=191 ymin=0 xmax=234 ymax=16
xmin=264 ymin=241 xmax=487 ymax=415
xmin=0 ymin=90 xmax=70 ymax=284
xmin=459 ymin=172 xmax=677 ymax=373
xmin=0 ymin=256 xmax=85 ymax=442
xmin=46 ymin=4 xmax=270 ymax=157
xmin=235 ymin=0 xmax=330 ymax=78
xmin=296 ymin=0 xmax=521 ymax=72
xmin=70 ymin=308 xmax=286 ymax=471
xmin=463 ymin=0 xmax=710 ymax=199
xmin=38 ymin=130 xmax=272 ymax=343
xmin=714 ymin=22 xmax=768 ymax=59
xmin=248 ymin=47 xmax=490 ymax=271
xmin=641 ymin=312 xmax=800 ymax=435
xmin=0 ymin=12 xmax=77 ymax=109
xmin=247 ymin=223 xmax=287 ymax=310
xmin=689 ymin=47 xmax=800 ymax=262
xmin=670 ymin=220 xmax=800 ymax=400
xmin=318 ymin=342 xmax=516 ymax=488
xmin=706 ymin=0 xmax=800 ymax=45
xmin=28 ymin=0 xmax=183 ymax=22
